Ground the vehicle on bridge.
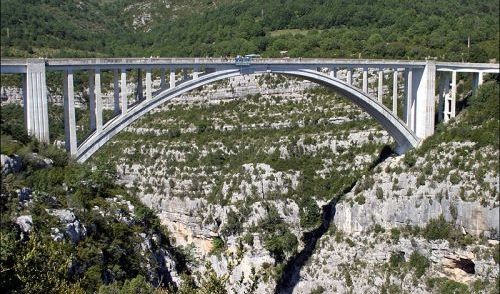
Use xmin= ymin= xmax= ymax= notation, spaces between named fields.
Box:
xmin=235 ymin=55 xmax=252 ymax=66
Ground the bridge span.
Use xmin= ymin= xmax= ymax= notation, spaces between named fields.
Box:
xmin=1 ymin=58 xmax=498 ymax=162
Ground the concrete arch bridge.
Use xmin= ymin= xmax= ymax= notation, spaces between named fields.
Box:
xmin=1 ymin=58 xmax=498 ymax=162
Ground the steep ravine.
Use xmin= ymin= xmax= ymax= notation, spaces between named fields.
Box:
xmin=275 ymin=147 xmax=394 ymax=293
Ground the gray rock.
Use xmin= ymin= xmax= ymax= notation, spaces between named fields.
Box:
xmin=18 ymin=187 xmax=32 ymax=202
xmin=51 ymin=228 xmax=64 ymax=241
xmin=46 ymin=209 xmax=86 ymax=243
xmin=24 ymin=153 xmax=53 ymax=169
xmin=15 ymin=215 xmax=33 ymax=233
xmin=1 ymin=154 xmax=22 ymax=175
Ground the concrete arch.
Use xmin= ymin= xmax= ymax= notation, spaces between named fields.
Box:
xmin=76 ymin=67 xmax=420 ymax=162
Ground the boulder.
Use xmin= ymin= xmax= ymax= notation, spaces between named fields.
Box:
xmin=1 ymin=154 xmax=22 ymax=175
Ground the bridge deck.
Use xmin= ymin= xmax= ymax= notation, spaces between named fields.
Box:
xmin=1 ymin=58 xmax=498 ymax=73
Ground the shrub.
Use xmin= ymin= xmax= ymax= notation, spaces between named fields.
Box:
xmin=389 ymin=252 xmax=405 ymax=268
xmin=422 ymin=215 xmax=450 ymax=240
xmin=449 ymin=173 xmax=461 ymax=185
xmin=210 ymin=237 xmax=225 ymax=254
xmin=390 ymin=228 xmax=400 ymax=242
xmin=409 ymin=251 xmax=430 ymax=278
xmin=354 ymin=194 xmax=366 ymax=205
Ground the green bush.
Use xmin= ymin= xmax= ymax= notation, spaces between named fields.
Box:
xmin=422 ymin=215 xmax=450 ymax=240
xmin=409 ymin=251 xmax=430 ymax=278
xmin=389 ymin=252 xmax=405 ymax=268
xmin=354 ymin=194 xmax=366 ymax=205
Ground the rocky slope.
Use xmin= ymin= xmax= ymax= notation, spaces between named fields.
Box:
xmin=91 ymin=70 xmax=499 ymax=293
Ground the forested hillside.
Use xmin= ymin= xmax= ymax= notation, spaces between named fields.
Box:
xmin=1 ymin=0 xmax=498 ymax=61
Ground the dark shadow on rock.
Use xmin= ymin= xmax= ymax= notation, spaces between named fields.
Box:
xmin=274 ymin=144 xmax=395 ymax=294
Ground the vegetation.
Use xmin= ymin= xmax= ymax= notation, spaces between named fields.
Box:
xmin=1 ymin=0 xmax=498 ymax=62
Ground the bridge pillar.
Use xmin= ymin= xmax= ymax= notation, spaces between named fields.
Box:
xmin=137 ymin=68 xmax=143 ymax=100
xmin=88 ymin=70 xmax=96 ymax=131
xmin=329 ymin=67 xmax=336 ymax=78
xmin=392 ymin=70 xmax=398 ymax=115
xmin=120 ymin=69 xmax=128 ymax=115
xmin=23 ymin=59 xmax=49 ymax=143
xmin=362 ymin=68 xmax=368 ymax=93
xmin=63 ymin=70 xmax=77 ymax=156
xmin=449 ymin=71 xmax=457 ymax=120
xmin=347 ymin=68 xmax=352 ymax=85
xmin=403 ymin=68 xmax=414 ymax=129
xmin=94 ymin=69 xmax=103 ymax=133
xmin=193 ymin=66 xmax=200 ymax=79
xmin=170 ymin=68 xmax=176 ymax=88
xmin=377 ymin=70 xmax=383 ymax=103
xmin=472 ymin=71 xmax=483 ymax=93
xmin=145 ymin=68 xmax=152 ymax=100
xmin=113 ymin=69 xmax=120 ymax=115
xmin=413 ymin=60 xmax=436 ymax=138
xmin=438 ymin=72 xmax=449 ymax=122
xmin=160 ymin=68 xmax=167 ymax=89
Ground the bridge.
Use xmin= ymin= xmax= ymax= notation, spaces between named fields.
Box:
xmin=1 ymin=58 xmax=498 ymax=162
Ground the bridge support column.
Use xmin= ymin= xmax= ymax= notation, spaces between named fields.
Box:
xmin=145 ymin=68 xmax=152 ymax=100
xmin=472 ymin=71 xmax=483 ymax=93
xmin=450 ymin=71 xmax=457 ymax=120
xmin=443 ymin=71 xmax=457 ymax=122
xmin=378 ymin=70 xmax=383 ymax=103
xmin=23 ymin=59 xmax=49 ymax=143
xmin=329 ymin=68 xmax=336 ymax=78
xmin=63 ymin=70 xmax=77 ymax=156
xmin=170 ymin=68 xmax=176 ymax=88
xmin=438 ymin=72 xmax=448 ymax=122
xmin=113 ymin=69 xmax=120 ymax=115
xmin=193 ymin=66 xmax=200 ymax=79
xmin=94 ymin=69 xmax=103 ymax=133
xmin=88 ymin=70 xmax=96 ymax=131
xmin=362 ymin=68 xmax=368 ymax=93
xmin=120 ymin=69 xmax=128 ymax=115
xmin=403 ymin=68 xmax=413 ymax=128
xmin=413 ymin=60 xmax=436 ymax=138
xmin=137 ymin=68 xmax=143 ymax=100
xmin=160 ymin=68 xmax=167 ymax=89
xmin=392 ymin=70 xmax=398 ymax=116
xmin=346 ymin=68 xmax=352 ymax=85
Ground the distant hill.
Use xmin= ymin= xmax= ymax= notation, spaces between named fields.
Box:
xmin=1 ymin=0 xmax=498 ymax=61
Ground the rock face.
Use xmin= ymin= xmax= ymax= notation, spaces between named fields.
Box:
xmin=1 ymin=154 xmax=22 ymax=175
xmin=96 ymin=72 xmax=500 ymax=293
xmin=292 ymin=231 xmax=499 ymax=294
xmin=334 ymin=142 xmax=499 ymax=239
xmin=46 ymin=209 xmax=87 ymax=243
